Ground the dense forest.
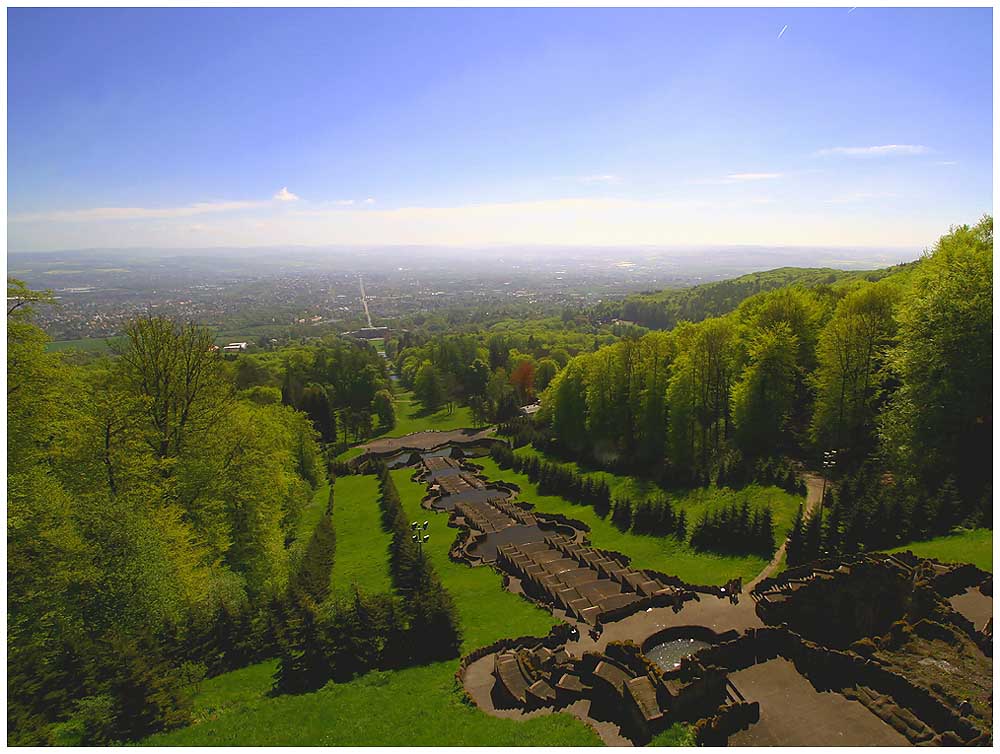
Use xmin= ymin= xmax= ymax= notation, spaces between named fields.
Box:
xmin=619 ymin=265 xmax=909 ymax=330
xmin=539 ymin=218 xmax=992 ymax=553
xmin=391 ymin=317 xmax=634 ymax=423
xmin=6 ymin=293 xmax=449 ymax=744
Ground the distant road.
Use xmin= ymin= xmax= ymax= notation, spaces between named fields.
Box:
xmin=359 ymin=276 xmax=374 ymax=328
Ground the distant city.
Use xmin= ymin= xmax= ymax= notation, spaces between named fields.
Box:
xmin=9 ymin=244 xmax=919 ymax=342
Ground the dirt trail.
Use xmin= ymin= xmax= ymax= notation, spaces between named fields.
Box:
xmin=746 ymin=472 xmax=824 ymax=591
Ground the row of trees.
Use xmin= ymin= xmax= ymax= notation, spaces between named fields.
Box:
xmin=273 ymin=465 xmax=462 ymax=693
xmin=541 ymin=218 xmax=993 ymax=541
xmin=614 ymin=495 xmax=688 ymax=539
xmin=491 ymin=443 xmax=775 ymax=556
xmin=375 ymin=464 xmax=463 ymax=658
xmin=689 ymin=501 xmax=776 ymax=557
xmin=489 ymin=445 xmax=613 ymax=517
xmin=8 ymin=298 xmax=326 ymax=744
xmin=786 ymin=469 xmax=987 ymax=568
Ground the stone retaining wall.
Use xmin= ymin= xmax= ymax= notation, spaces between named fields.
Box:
xmin=680 ymin=625 xmax=987 ymax=745
xmin=454 ymin=623 xmax=577 ymax=692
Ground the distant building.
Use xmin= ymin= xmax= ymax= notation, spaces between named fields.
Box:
xmin=340 ymin=326 xmax=389 ymax=340
xmin=222 ymin=342 xmax=248 ymax=353
xmin=520 ymin=403 xmax=541 ymax=416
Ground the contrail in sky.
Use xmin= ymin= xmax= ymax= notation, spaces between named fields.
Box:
xmin=777 ymin=24 xmax=788 ymax=39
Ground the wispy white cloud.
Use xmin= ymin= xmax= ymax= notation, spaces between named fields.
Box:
xmin=932 ymin=160 xmax=958 ymax=166
xmin=726 ymin=172 xmax=782 ymax=182
xmin=777 ymin=24 xmax=788 ymax=39
xmin=825 ymin=191 xmax=897 ymax=204
xmin=578 ymin=174 xmax=621 ymax=185
xmin=10 ymin=199 xmax=266 ymax=223
xmin=11 ymin=188 xmax=317 ymax=224
xmin=364 ymin=197 xmax=376 ymax=204
xmin=817 ymin=144 xmax=929 ymax=158
xmin=694 ymin=172 xmax=783 ymax=185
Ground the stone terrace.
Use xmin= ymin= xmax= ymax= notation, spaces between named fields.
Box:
xmin=496 ymin=534 xmax=688 ymax=626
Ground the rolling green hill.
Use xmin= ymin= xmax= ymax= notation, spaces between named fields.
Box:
xmin=620 ymin=264 xmax=913 ymax=329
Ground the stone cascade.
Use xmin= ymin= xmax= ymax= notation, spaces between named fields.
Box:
xmin=496 ymin=534 xmax=688 ymax=626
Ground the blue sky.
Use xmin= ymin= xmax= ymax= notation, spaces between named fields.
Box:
xmin=7 ymin=7 xmax=993 ymax=251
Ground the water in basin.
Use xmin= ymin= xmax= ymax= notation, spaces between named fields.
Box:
xmin=645 ymin=638 xmax=710 ymax=671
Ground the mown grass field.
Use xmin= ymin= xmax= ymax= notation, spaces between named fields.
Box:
xmin=145 ymin=656 xmax=600 ymax=746
xmin=886 ymin=528 xmax=993 ymax=572
xmin=329 ymin=474 xmax=393 ymax=597
xmin=378 ymin=388 xmax=475 ymax=438
xmin=489 ymin=450 xmax=805 ymax=585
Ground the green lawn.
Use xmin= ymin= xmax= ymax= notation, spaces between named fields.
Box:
xmin=886 ymin=528 xmax=992 ymax=572
xmin=380 ymin=389 xmax=475 ymax=438
xmin=492 ymin=450 xmax=806 ymax=585
xmin=145 ymin=658 xmax=599 ymax=746
xmin=332 ymin=389 xmax=479 ymax=463
xmin=334 ymin=445 xmax=367 ymax=463
xmin=145 ymin=468 xmax=599 ymax=746
xmin=330 ymin=474 xmax=393 ymax=598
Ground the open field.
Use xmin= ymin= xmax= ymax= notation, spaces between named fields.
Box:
xmin=886 ymin=528 xmax=993 ymax=572
xmin=329 ymin=474 xmax=393 ymax=597
xmin=379 ymin=389 xmax=476 ymax=438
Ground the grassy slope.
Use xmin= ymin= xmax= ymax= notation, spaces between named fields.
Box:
xmin=886 ymin=529 xmax=993 ymax=572
xmin=335 ymin=388 xmax=478 ymax=462
xmin=145 ymin=469 xmax=599 ymax=746
xmin=329 ymin=474 xmax=393 ymax=597
xmin=145 ymin=658 xmax=598 ymax=746
xmin=498 ymin=449 xmax=805 ymax=585
xmin=380 ymin=388 xmax=475 ymax=437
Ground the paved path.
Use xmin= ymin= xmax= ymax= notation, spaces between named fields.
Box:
xmin=361 ymin=428 xmax=495 ymax=455
xmin=457 ymin=460 xmax=833 ymax=746
xmin=728 ymin=658 xmax=911 ymax=747
xmin=949 ymin=587 xmax=993 ymax=630
xmin=747 ymin=472 xmax=824 ymax=591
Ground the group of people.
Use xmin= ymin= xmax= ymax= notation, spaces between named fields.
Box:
xmin=723 ymin=576 xmax=743 ymax=605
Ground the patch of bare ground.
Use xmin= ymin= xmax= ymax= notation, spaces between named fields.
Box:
xmin=875 ymin=626 xmax=992 ymax=735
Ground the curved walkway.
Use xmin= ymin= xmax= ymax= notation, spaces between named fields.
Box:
xmin=746 ymin=472 xmax=823 ymax=591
